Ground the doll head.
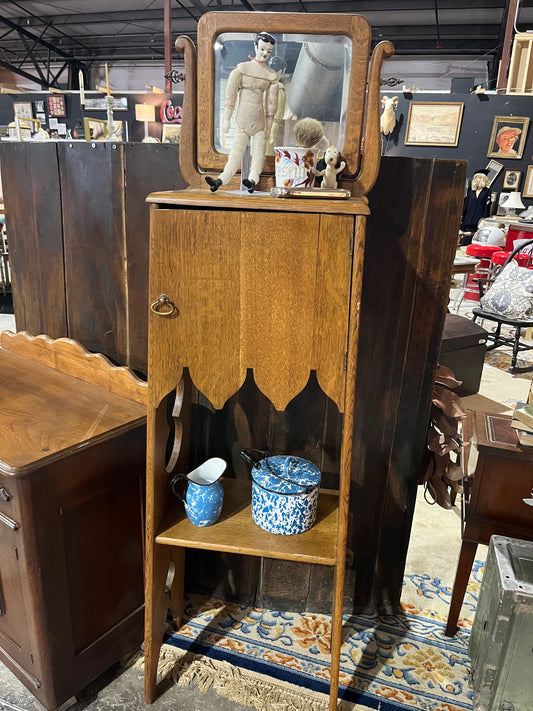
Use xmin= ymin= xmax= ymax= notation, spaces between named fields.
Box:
xmin=472 ymin=172 xmax=489 ymax=190
xmin=254 ymin=32 xmax=276 ymax=63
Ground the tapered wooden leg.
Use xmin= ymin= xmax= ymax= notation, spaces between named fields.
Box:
xmin=445 ymin=538 xmax=477 ymax=637
xmin=329 ymin=565 xmax=345 ymax=711
xmin=144 ymin=542 xmax=171 ymax=703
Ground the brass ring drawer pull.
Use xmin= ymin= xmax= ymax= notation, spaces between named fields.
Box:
xmin=150 ymin=294 xmax=178 ymax=317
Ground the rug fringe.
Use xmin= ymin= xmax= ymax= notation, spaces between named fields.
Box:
xmin=135 ymin=644 xmax=372 ymax=710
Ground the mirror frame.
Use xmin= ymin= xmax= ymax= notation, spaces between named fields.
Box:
xmin=196 ymin=12 xmax=372 ymax=178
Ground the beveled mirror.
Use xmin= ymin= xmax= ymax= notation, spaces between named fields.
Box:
xmin=177 ymin=12 xmax=393 ymax=194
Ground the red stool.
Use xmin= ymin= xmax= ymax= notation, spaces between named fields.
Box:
xmin=464 ymin=244 xmax=500 ymax=301
xmin=491 ymin=250 xmax=532 ymax=279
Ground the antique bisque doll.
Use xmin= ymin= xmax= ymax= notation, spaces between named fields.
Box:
xmin=205 ymin=32 xmax=280 ymax=193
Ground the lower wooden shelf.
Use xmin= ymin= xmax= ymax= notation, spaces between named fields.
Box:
xmin=156 ymin=478 xmax=339 ymax=566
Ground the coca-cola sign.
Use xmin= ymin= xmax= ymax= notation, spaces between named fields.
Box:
xmin=160 ymin=100 xmax=182 ymax=124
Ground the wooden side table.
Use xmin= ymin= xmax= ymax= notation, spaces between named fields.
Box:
xmin=445 ymin=410 xmax=533 ymax=636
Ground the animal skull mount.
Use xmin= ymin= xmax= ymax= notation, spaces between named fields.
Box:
xmin=380 ymin=95 xmax=399 ymax=136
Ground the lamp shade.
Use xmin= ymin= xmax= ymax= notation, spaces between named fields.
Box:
xmin=135 ymin=104 xmax=156 ymax=122
xmin=505 ymin=191 xmax=525 ymax=211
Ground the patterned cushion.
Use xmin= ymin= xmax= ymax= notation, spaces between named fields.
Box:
xmin=480 ymin=259 xmax=533 ymax=319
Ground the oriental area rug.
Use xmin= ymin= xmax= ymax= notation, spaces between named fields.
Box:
xmin=140 ymin=559 xmax=485 ymax=711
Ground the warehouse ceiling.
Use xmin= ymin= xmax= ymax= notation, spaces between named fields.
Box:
xmin=1 ymin=0 xmax=533 ymax=89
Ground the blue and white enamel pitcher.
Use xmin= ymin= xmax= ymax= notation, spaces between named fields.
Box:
xmin=170 ymin=457 xmax=226 ymax=527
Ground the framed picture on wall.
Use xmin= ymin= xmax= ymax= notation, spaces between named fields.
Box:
xmin=502 ymin=169 xmax=522 ymax=190
xmin=84 ymin=96 xmax=128 ymax=111
xmin=162 ymin=124 xmax=181 ymax=144
xmin=47 ymin=94 xmax=67 ymax=118
xmin=12 ymin=101 xmax=33 ymax=120
xmin=496 ymin=192 xmax=510 ymax=216
xmin=404 ymin=102 xmax=464 ymax=146
xmin=484 ymin=159 xmax=503 ymax=187
xmin=84 ymin=118 xmax=108 ymax=140
xmin=487 ymin=115 xmax=529 ymax=159
xmin=523 ymin=166 xmax=533 ymax=198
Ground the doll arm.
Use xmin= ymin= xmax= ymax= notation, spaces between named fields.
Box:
xmin=264 ymin=81 xmax=279 ymax=135
xmin=223 ymin=67 xmax=241 ymax=134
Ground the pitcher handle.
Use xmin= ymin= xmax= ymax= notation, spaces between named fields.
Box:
xmin=170 ymin=473 xmax=188 ymax=505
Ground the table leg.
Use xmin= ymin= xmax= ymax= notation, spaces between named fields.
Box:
xmin=453 ymin=273 xmax=469 ymax=313
xmin=445 ymin=538 xmax=477 ymax=637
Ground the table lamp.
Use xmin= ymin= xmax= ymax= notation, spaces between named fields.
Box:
xmin=504 ymin=191 xmax=525 ymax=217
xmin=135 ymin=103 xmax=156 ymax=142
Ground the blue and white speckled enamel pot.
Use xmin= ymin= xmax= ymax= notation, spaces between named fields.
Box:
xmin=241 ymin=450 xmax=321 ymax=536
xmin=170 ymin=457 xmax=226 ymax=527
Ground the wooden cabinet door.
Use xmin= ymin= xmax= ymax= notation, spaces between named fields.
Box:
xmin=0 ymin=523 xmax=33 ymax=677
xmin=148 ymin=208 xmax=354 ymax=412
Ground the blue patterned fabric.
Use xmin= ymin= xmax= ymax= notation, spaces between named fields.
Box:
xmin=480 ymin=259 xmax=533 ymax=319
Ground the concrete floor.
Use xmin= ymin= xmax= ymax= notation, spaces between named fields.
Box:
xmin=0 ymin=651 xmax=255 ymax=711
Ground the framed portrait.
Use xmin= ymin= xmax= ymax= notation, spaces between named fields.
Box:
xmin=47 ymin=94 xmax=67 ymax=118
xmin=523 ymin=166 xmax=533 ymax=199
xmin=487 ymin=115 xmax=529 ymax=159
xmin=404 ymin=102 xmax=464 ymax=146
xmin=502 ymin=169 xmax=522 ymax=190
xmin=12 ymin=101 xmax=33 ymax=120
xmin=162 ymin=124 xmax=181 ymax=144
xmin=485 ymin=159 xmax=503 ymax=187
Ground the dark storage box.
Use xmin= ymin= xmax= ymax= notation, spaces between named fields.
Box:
xmin=439 ymin=314 xmax=488 ymax=396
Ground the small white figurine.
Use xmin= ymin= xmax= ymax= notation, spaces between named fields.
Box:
xmin=206 ymin=31 xmax=280 ymax=193
xmin=380 ymin=95 xmax=399 ymax=136
xmin=313 ymin=145 xmax=345 ymax=189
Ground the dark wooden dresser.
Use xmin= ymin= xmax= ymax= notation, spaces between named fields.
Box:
xmin=0 ymin=330 xmax=147 ymax=710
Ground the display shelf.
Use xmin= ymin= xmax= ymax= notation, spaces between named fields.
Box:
xmin=156 ymin=478 xmax=339 ymax=565
xmin=508 ymin=33 xmax=533 ymax=95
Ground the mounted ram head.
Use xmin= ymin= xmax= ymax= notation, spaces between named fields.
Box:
xmin=380 ymin=95 xmax=399 ymax=136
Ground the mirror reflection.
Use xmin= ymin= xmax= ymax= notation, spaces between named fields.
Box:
xmin=214 ymin=32 xmax=352 ymax=157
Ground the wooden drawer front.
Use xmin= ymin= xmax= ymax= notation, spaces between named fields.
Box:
xmin=148 ymin=209 xmax=353 ymax=411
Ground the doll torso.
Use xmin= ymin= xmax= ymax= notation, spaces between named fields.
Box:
xmin=227 ymin=61 xmax=278 ymax=135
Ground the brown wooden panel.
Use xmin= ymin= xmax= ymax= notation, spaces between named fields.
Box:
xmin=313 ymin=214 xmax=353 ymax=412
xmin=0 ymin=142 xmax=66 ymax=337
xmin=241 ymin=211 xmax=320 ymax=411
xmin=349 ymin=156 xmax=467 ymax=613
xmin=58 ymin=142 xmax=128 ymax=363
xmin=124 ymin=143 xmax=186 ymax=375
